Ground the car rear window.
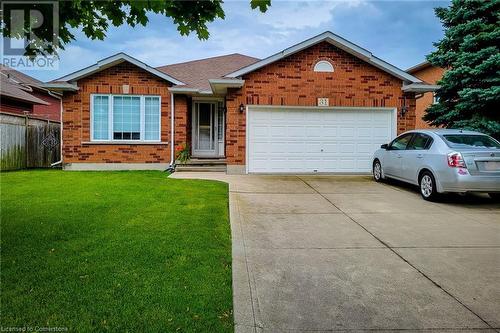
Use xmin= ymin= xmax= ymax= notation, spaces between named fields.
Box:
xmin=443 ymin=134 xmax=500 ymax=149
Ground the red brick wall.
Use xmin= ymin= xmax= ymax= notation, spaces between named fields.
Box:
xmin=226 ymin=41 xmax=416 ymax=165
xmin=174 ymin=95 xmax=189 ymax=151
xmin=62 ymin=62 xmax=173 ymax=164
xmin=410 ymin=65 xmax=445 ymax=129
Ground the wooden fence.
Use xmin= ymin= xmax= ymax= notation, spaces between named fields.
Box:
xmin=0 ymin=113 xmax=61 ymax=171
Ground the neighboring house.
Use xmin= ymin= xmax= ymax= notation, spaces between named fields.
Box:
xmin=0 ymin=65 xmax=61 ymax=121
xmin=46 ymin=31 xmax=436 ymax=174
xmin=406 ymin=61 xmax=445 ymax=129
xmin=0 ymin=73 xmax=50 ymax=116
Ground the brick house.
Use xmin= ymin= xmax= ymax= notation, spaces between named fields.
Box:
xmin=406 ymin=61 xmax=445 ymax=129
xmin=47 ymin=31 xmax=436 ymax=173
xmin=1 ymin=65 xmax=62 ymax=122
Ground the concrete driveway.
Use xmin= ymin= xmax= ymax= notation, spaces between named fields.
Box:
xmin=170 ymin=173 xmax=500 ymax=333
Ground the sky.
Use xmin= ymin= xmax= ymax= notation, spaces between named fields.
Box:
xmin=16 ymin=0 xmax=448 ymax=82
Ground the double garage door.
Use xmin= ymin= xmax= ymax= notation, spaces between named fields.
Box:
xmin=247 ymin=107 xmax=395 ymax=173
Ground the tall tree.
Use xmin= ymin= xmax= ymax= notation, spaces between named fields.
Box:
xmin=424 ymin=0 xmax=500 ymax=138
xmin=1 ymin=0 xmax=270 ymax=56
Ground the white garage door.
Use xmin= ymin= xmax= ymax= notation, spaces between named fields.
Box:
xmin=247 ymin=107 xmax=395 ymax=173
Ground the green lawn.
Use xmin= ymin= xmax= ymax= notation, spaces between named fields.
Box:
xmin=0 ymin=170 xmax=233 ymax=332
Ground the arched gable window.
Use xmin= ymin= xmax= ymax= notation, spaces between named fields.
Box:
xmin=313 ymin=60 xmax=334 ymax=73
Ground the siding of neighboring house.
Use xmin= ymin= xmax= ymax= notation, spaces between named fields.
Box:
xmin=225 ymin=41 xmax=417 ymax=166
xmin=0 ymin=97 xmax=34 ymax=114
xmin=410 ymin=65 xmax=445 ymax=129
xmin=62 ymin=62 xmax=173 ymax=165
xmin=31 ymin=90 xmax=61 ymax=121
xmin=1 ymin=66 xmax=61 ymax=121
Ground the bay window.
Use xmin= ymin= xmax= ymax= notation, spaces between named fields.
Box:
xmin=91 ymin=94 xmax=161 ymax=142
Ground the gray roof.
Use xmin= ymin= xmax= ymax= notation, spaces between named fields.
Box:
xmin=0 ymin=65 xmax=43 ymax=87
xmin=0 ymin=74 xmax=48 ymax=105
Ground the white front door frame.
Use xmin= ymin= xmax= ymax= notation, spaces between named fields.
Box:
xmin=192 ymin=99 xmax=225 ymax=158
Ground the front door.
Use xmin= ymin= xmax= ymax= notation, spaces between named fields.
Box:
xmin=192 ymin=101 xmax=224 ymax=157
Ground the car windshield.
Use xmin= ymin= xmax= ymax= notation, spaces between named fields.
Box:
xmin=443 ymin=134 xmax=500 ymax=149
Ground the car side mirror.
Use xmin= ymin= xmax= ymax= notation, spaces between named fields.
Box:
xmin=381 ymin=143 xmax=388 ymax=150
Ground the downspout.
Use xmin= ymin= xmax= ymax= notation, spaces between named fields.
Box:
xmin=49 ymin=91 xmax=63 ymax=167
xmin=169 ymin=92 xmax=175 ymax=170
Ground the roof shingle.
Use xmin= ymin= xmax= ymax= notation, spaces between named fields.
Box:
xmin=0 ymin=74 xmax=48 ymax=105
xmin=156 ymin=53 xmax=259 ymax=91
xmin=0 ymin=64 xmax=43 ymax=87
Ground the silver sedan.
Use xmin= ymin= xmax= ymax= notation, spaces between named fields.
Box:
xmin=372 ymin=129 xmax=500 ymax=201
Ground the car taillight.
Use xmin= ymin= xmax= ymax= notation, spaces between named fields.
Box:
xmin=447 ymin=152 xmax=466 ymax=168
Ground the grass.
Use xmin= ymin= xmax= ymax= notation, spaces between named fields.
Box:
xmin=0 ymin=170 xmax=233 ymax=332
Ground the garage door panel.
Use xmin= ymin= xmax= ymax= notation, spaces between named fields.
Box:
xmin=248 ymin=108 xmax=394 ymax=173
xmin=321 ymin=127 xmax=338 ymax=137
xmin=305 ymin=126 xmax=322 ymax=137
xmin=253 ymin=126 xmax=269 ymax=137
xmin=287 ymin=126 xmax=307 ymax=137
xmin=357 ymin=143 xmax=372 ymax=154
xmin=373 ymin=126 xmax=390 ymax=137
xmin=339 ymin=143 xmax=355 ymax=153
xmin=356 ymin=159 xmax=372 ymax=170
xmin=357 ymin=127 xmax=372 ymax=137
xmin=269 ymin=126 xmax=287 ymax=137
xmin=322 ymin=143 xmax=339 ymax=152
xmin=339 ymin=159 xmax=356 ymax=170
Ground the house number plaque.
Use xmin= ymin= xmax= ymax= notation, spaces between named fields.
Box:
xmin=317 ymin=98 xmax=329 ymax=107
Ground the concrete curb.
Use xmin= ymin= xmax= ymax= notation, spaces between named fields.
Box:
xmin=230 ymin=192 xmax=259 ymax=333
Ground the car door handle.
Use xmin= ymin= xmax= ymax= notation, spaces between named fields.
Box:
xmin=417 ymin=154 xmax=423 ymax=159
xmin=397 ymin=154 xmax=402 ymax=158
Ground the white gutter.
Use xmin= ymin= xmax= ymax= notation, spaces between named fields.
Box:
xmin=402 ymin=83 xmax=440 ymax=93
xmin=48 ymin=90 xmax=63 ymax=167
xmin=41 ymin=82 xmax=79 ymax=91
xmin=169 ymin=92 xmax=175 ymax=167
xmin=208 ymin=79 xmax=245 ymax=95
xmin=168 ymin=87 xmax=213 ymax=95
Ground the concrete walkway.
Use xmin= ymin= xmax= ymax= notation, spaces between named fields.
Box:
xmin=170 ymin=173 xmax=500 ymax=333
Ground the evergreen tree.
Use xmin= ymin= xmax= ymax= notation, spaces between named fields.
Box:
xmin=425 ymin=0 xmax=500 ymax=138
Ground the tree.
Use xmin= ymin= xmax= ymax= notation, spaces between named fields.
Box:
xmin=424 ymin=0 xmax=500 ymax=138
xmin=1 ymin=0 xmax=270 ymax=56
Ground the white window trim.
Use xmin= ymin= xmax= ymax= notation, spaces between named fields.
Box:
xmin=313 ymin=60 xmax=334 ymax=72
xmin=90 ymin=94 xmax=162 ymax=143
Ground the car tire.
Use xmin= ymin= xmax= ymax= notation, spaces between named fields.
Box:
xmin=489 ymin=193 xmax=500 ymax=201
xmin=419 ymin=171 xmax=438 ymax=201
xmin=373 ymin=160 xmax=383 ymax=182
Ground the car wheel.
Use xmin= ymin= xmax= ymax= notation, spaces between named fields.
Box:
xmin=489 ymin=193 xmax=500 ymax=201
xmin=419 ymin=171 xmax=438 ymax=201
xmin=373 ymin=160 xmax=383 ymax=182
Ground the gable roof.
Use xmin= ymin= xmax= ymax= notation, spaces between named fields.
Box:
xmin=406 ymin=61 xmax=432 ymax=74
xmin=0 ymin=74 xmax=49 ymax=105
xmin=0 ymin=65 xmax=43 ymax=87
xmin=225 ymin=31 xmax=422 ymax=83
xmin=157 ymin=53 xmax=259 ymax=92
xmin=56 ymin=52 xmax=185 ymax=85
